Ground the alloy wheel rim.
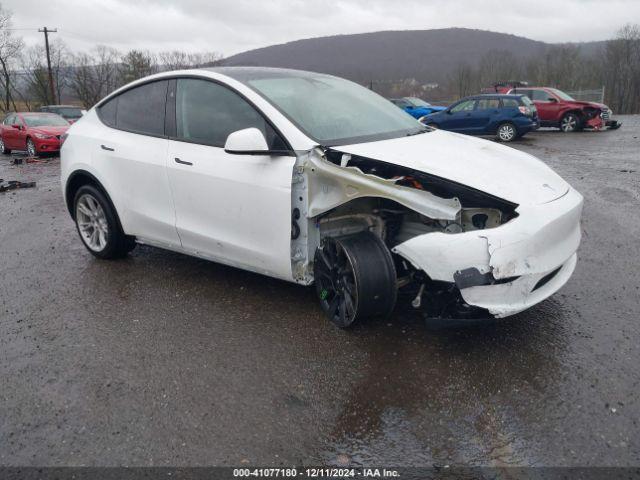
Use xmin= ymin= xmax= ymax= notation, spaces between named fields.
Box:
xmin=499 ymin=125 xmax=515 ymax=141
xmin=315 ymin=240 xmax=358 ymax=326
xmin=27 ymin=140 xmax=35 ymax=156
xmin=76 ymin=194 xmax=109 ymax=252
xmin=0 ymin=138 xmax=4 ymax=152
xmin=561 ymin=116 xmax=576 ymax=131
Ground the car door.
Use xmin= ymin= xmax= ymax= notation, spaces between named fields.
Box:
xmin=472 ymin=97 xmax=501 ymax=133
xmin=2 ymin=114 xmax=17 ymax=148
xmin=531 ymin=89 xmax=561 ymax=123
xmin=442 ymin=99 xmax=477 ymax=132
xmin=92 ymin=79 xmax=181 ymax=248
xmin=11 ymin=114 xmax=28 ymax=149
xmin=165 ymin=77 xmax=296 ymax=280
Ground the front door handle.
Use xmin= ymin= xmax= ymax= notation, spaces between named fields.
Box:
xmin=174 ymin=157 xmax=193 ymax=166
xmin=101 ymin=144 xmax=114 ymax=151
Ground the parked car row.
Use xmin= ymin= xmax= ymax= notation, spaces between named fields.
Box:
xmin=390 ymin=84 xmax=621 ymax=142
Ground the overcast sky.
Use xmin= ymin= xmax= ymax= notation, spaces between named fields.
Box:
xmin=5 ymin=0 xmax=639 ymax=57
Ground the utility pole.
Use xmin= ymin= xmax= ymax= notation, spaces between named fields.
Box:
xmin=38 ymin=27 xmax=57 ymax=104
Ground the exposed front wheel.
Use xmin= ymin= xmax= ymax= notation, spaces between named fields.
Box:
xmin=73 ymin=185 xmax=136 ymax=259
xmin=560 ymin=113 xmax=581 ymax=132
xmin=0 ymin=137 xmax=11 ymax=154
xmin=496 ymin=122 xmax=517 ymax=142
xmin=313 ymin=231 xmax=397 ymax=328
xmin=26 ymin=138 xmax=37 ymax=157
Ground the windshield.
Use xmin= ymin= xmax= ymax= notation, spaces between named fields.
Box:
xmin=23 ymin=114 xmax=69 ymax=127
xmin=245 ymin=74 xmax=426 ymax=145
xmin=549 ymin=88 xmax=575 ymax=101
xmin=408 ymin=97 xmax=432 ymax=108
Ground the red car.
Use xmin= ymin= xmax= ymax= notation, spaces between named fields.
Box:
xmin=0 ymin=112 xmax=70 ymax=157
xmin=501 ymin=86 xmax=620 ymax=132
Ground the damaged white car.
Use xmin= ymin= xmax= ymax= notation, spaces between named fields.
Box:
xmin=61 ymin=67 xmax=583 ymax=327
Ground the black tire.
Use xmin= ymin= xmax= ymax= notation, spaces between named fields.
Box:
xmin=73 ymin=184 xmax=136 ymax=259
xmin=313 ymin=231 xmax=397 ymax=328
xmin=560 ymin=112 xmax=581 ymax=132
xmin=496 ymin=122 xmax=517 ymax=142
xmin=0 ymin=136 xmax=11 ymax=154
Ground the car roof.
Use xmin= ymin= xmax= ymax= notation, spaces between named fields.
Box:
xmin=473 ymin=94 xmax=526 ymax=98
xmin=204 ymin=66 xmax=336 ymax=82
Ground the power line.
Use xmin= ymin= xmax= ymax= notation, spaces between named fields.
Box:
xmin=38 ymin=27 xmax=57 ymax=104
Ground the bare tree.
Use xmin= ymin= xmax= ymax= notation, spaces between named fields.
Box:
xmin=604 ymin=24 xmax=640 ymax=113
xmin=68 ymin=46 xmax=121 ymax=108
xmin=20 ymin=40 xmax=68 ymax=106
xmin=120 ymin=49 xmax=156 ymax=84
xmin=0 ymin=3 xmax=23 ymax=111
xmin=450 ymin=63 xmax=475 ymax=99
xmin=158 ymin=50 xmax=224 ymax=71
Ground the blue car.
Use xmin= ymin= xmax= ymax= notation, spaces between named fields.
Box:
xmin=390 ymin=97 xmax=447 ymax=120
xmin=421 ymin=94 xmax=539 ymax=142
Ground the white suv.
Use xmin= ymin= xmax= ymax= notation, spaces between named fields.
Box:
xmin=61 ymin=68 xmax=583 ymax=327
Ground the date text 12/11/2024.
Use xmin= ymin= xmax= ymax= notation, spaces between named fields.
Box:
xmin=232 ymin=468 xmax=400 ymax=478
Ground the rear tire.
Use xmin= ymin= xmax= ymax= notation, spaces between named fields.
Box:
xmin=73 ymin=184 xmax=135 ymax=259
xmin=496 ymin=122 xmax=517 ymax=142
xmin=314 ymin=231 xmax=397 ymax=328
xmin=0 ymin=136 xmax=11 ymax=154
xmin=560 ymin=113 xmax=581 ymax=132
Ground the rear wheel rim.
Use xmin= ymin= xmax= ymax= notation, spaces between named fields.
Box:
xmin=315 ymin=239 xmax=358 ymax=327
xmin=498 ymin=124 xmax=515 ymax=141
xmin=27 ymin=140 xmax=36 ymax=156
xmin=76 ymin=193 xmax=109 ymax=252
xmin=0 ymin=138 xmax=5 ymax=152
xmin=561 ymin=115 xmax=577 ymax=132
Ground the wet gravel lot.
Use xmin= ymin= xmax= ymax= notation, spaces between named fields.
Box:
xmin=1 ymin=117 xmax=639 ymax=467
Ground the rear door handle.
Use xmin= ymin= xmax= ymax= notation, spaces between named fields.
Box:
xmin=174 ymin=157 xmax=193 ymax=166
xmin=101 ymin=144 xmax=114 ymax=151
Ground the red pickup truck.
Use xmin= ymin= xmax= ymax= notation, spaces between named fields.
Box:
xmin=501 ymin=86 xmax=621 ymax=132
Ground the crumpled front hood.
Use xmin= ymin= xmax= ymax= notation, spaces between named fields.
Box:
xmin=333 ymin=130 xmax=570 ymax=205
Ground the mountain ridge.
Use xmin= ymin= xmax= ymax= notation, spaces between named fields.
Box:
xmin=222 ymin=28 xmax=605 ymax=83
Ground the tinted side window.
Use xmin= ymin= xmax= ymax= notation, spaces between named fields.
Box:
xmin=532 ymin=90 xmax=554 ymax=101
xmin=116 ymin=80 xmax=168 ymax=136
xmin=451 ymin=100 xmax=476 ymax=113
xmin=501 ymin=98 xmax=520 ymax=108
xmin=175 ymin=78 xmax=286 ymax=149
xmin=514 ymin=89 xmax=532 ymax=99
xmin=476 ymin=98 xmax=500 ymax=110
xmin=3 ymin=114 xmax=14 ymax=125
xmin=98 ymin=98 xmax=117 ymax=127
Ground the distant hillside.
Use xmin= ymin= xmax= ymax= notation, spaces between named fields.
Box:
xmin=223 ymin=28 xmax=603 ymax=84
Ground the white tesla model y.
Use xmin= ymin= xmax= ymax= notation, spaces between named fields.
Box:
xmin=61 ymin=68 xmax=583 ymax=327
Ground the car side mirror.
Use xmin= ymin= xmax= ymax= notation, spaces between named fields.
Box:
xmin=548 ymin=98 xmax=557 ymax=103
xmin=446 ymin=109 xmax=453 ymax=114
xmin=224 ymin=127 xmax=291 ymax=156
xmin=11 ymin=124 xmax=22 ymax=130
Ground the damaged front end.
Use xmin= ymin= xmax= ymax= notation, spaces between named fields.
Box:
xmin=290 ymin=145 xmax=582 ymax=322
